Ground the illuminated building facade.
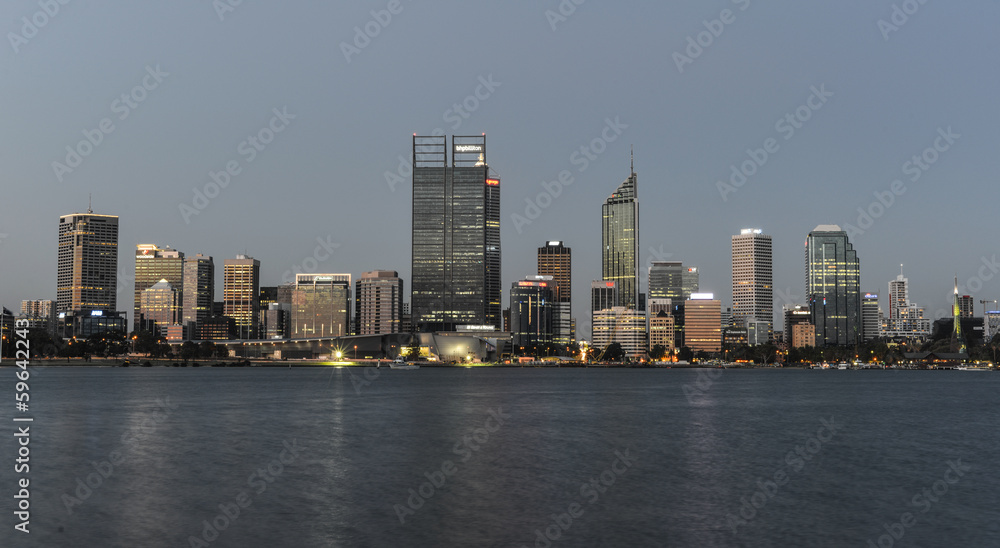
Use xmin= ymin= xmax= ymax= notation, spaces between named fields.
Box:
xmin=356 ymin=270 xmax=403 ymax=335
xmin=649 ymin=261 xmax=699 ymax=302
xmin=223 ymin=255 xmax=260 ymax=339
xmin=805 ymin=225 xmax=861 ymax=346
xmin=411 ymin=135 xmax=501 ymax=331
xmin=538 ymin=241 xmax=573 ymax=345
xmin=602 ymin=159 xmax=639 ymax=310
xmin=291 ymin=273 xmax=350 ymax=338
xmin=182 ymin=254 xmax=214 ymax=329
xmin=57 ymin=212 xmax=119 ymax=314
xmin=509 ymin=277 xmax=554 ymax=351
xmin=684 ymin=294 xmax=722 ymax=353
xmin=139 ymin=279 xmax=179 ymax=334
xmin=134 ymin=244 xmax=184 ymax=331
xmin=731 ymin=229 xmax=773 ymax=333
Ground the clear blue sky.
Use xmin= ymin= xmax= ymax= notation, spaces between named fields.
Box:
xmin=1 ymin=1 xmax=998 ymax=336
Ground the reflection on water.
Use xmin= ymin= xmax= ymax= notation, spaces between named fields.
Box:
xmin=0 ymin=367 xmax=997 ymax=547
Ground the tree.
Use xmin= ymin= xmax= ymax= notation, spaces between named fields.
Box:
xmin=180 ymin=341 xmax=198 ymax=362
xmin=198 ymin=341 xmax=216 ymax=359
xmin=649 ymin=345 xmax=667 ymax=360
xmin=601 ymin=342 xmax=625 ymax=362
xmin=677 ymin=346 xmax=693 ymax=362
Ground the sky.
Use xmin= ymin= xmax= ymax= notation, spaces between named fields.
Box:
xmin=1 ymin=1 xmax=998 ymax=337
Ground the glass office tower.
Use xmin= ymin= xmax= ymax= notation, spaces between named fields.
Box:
xmin=805 ymin=225 xmax=861 ymax=346
xmin=411 ymin=135 xmax=501 ymax=331
xmin=602 ymin=162 xmax=639 ymax=310
xmin=649 ymin=261 xmax=699 ymax=302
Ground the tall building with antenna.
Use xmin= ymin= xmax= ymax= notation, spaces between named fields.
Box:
xmin=57 ymin=201 xmax=119 ymax=314
xmin=601 ymin=150 xmax=639 ymax=311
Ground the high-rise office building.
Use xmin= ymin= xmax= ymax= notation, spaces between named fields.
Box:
xmin=649 ymin=262 xmax=699 ymax=302
xmin=602 ymin=158 xmax=639 ymax=310
xmin=731 ymin=229 xmax=773 ymax=331
xmin=805 ymin=225 xmax=861 ymax=346
xmin=223 ymin=255 xmax=260 ymax=339
xmin=57 ymin=211 xmax=119 ymax=313
xmin=591 ymin=280 xmax=618 ymax=312
xmin=182 ymin=254 xmax=214 ymax=328
xmin=685 ymin=294 xmax=722 ymax=353
xmin=509 ymin=277 xmax=555 ymax=351
xmin=134 ymin=244 xmax=184 ymax=331
xmin=538 ymin=241 xmax=572 ymax=345
xmin=791 ymin=323 xmax=815 ymax=349
xmin=356 ymin=270 xmax=403 ymax=335
xmin=784 ymin=304 xmax=812 ymax=345
xmin=592 ymin=307 xmax=647 ymax=358
xmin=291 ymin=273 xmax=350 ymax=338
xmin=537 ymin=241 xmax=571 ymax=302
xmin=862 ymin=293 xmax=880 ymax=341
xmin=648 ymin=311 xmax=676 ymax=353
xmin=139 ymin=279 xmax=179 ymax=335
xmin=411 ymin=135 xmax=501 ymax=331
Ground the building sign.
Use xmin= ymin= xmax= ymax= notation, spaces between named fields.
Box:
xmin=454 ymin=144 xmax=483 ymax=153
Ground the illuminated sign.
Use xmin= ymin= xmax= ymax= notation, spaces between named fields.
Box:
xmin=740 ymin=228 xmax=763 ymax=235
xmin=517 ymin=281 xmax=547 ymax=287
xmin=90 ymin=310 xmax=103 ymax=316
xmin=547 ymin=241 xmax=561 ymax=246
xmin=486 ymin=179 xmax=499 ymax=186
xmin=690 ymin=293 xmax=714 ymax=300
xmin=454 ymin=144 xmax=483 ymax=153
xmin=605 ymin=282 xmax=615 ymax=288
xmin=864 ymin=293 xmax=878 ymax=299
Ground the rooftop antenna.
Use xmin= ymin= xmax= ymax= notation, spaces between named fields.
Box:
xmin=630 ymin=145 xmax=634 ymax=175
xmin=88 ymin=193 xmax=93 ymax=214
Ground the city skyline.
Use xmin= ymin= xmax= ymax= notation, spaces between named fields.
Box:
xmin=2 ymin=3 xmax=998 ymax=338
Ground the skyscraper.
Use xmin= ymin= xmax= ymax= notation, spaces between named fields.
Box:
xmin=684 ymin=294 xmax=722 ymax=353
xmin=134 ymin=244 xmax=184 ymax=331
xmin=888 ymin=268 xmax=907 ymax=320
xmin=591 ymin=280 xmax=618 ymax=312
xmin=538 ymin=241 xmax=572 ymax=345
xmin=291 ymin=273 xmax=350 ymax=338
xmin=182 ymin=254 xmax=214 ymax=329
xmin=140 ymin=279 xmax=179 ymax=334
xmin=57 ymin=211 xmax=119 ymax=313
xmin=649 ymin=261 xmax=699 ymax=302
xmin=223 ymin=255 xmax=260 ymax=339
xmin=602 ymin=156 xmax=639 ymax=310
xmin=509 ymin=277 xmax=555 ymax=352
xmin=783 ymin=303 xmax=812 ymax=345
xmin=356 ymin=270 xmax=403 ymax=335
xmin=805 ymin=225 xmax=861 ymax=346
xmin=411 ymin=135 xmax=501 ymax=331
xmin=731 ymin=228 xmax=773 ymax=331
xmin=862 ymin=293 xmax=880 ymax=341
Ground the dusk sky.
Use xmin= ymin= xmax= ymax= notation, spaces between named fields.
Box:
xmin=1 ymin=1 xmax=997 ymax=336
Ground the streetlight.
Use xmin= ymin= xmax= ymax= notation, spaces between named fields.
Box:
xmin=354 ymin=345 xmax=358 ymax=360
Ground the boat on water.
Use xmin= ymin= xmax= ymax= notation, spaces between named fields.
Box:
xmin=956 ymin=365 xmax=992 ymax=371
xmin=836 ymin=363 xmax=849 ymax=370
xmin=810 ymin=363 xmax=831 ymax=370
xmin=389 ymin=356 xmax=419 ymax=370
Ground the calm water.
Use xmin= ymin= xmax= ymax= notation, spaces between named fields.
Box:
xmin=1 ymin=367 xmax=998 ymax=547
